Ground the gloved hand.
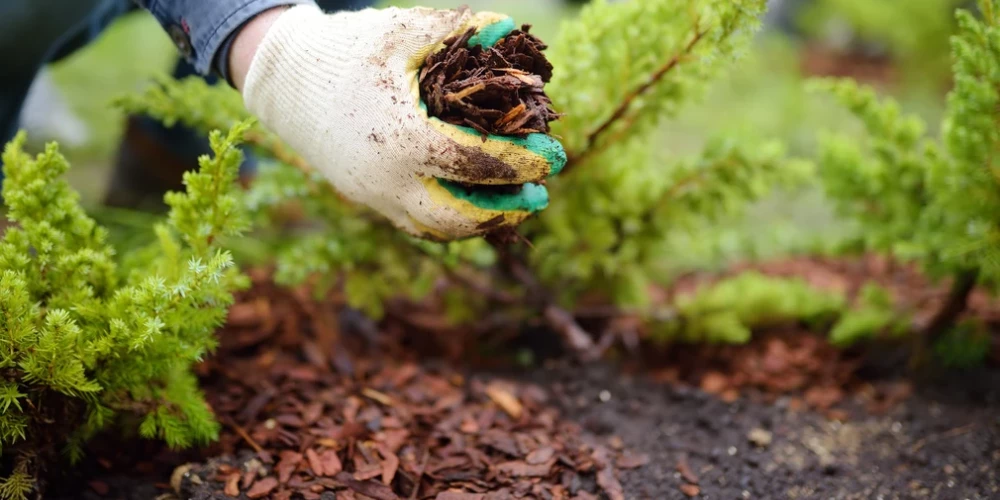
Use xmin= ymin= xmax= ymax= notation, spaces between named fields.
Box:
xmin=241 ymin=4 xmax=566 ymax=241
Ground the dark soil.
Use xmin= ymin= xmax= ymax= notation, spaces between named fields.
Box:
xmin=419 ymin=25 xmax=558 ymax=138
xmin=525 ymin=361 xmax=1000 ymax=500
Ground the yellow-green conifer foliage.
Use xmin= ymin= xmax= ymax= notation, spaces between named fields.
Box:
xmin=811 ymin=0 xmax=1000 ymax=357
xmin=0 ymin=123 xmax=252 ymax=498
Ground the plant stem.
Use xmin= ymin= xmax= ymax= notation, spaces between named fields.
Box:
xmin=924 ymin=268 xmax=979 ymax=341
xmin=490 ymin=241 xmax=600 ymax=359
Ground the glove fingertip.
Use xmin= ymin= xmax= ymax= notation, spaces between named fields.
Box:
xmin=478 ymin=132 xmax=567 ymax=178
xmin=522 ymin=133 xmax=567 ymax=177
xmin=467 ymin=16 xmax=516 ymax=48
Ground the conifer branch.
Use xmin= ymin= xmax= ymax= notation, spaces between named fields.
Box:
xmin=655 ymin=157 xmax=735 ymax=210
xmin=564 ymin=23 xmax=708 ymax=172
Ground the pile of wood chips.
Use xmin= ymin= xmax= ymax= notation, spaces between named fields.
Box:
xmin=174 ymin=271 xmax=639 ymax=500
xmin=419 ymin=25 xmax=559 ymax=138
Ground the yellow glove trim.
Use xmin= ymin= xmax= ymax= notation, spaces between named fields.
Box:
xmin=420 ymin=176 xmax=533 ymax=226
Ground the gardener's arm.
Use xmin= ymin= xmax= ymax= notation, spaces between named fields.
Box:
xmin=132 ymin=1 xmax=313 ymax=83
xmin=140 ymin=1 xmax=566 ymax=241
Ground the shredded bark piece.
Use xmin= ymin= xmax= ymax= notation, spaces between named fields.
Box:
xmin=419 ymin=25 xmax=559 ymax=138
xmin=246 ymin=477 xmax=278 ymax=499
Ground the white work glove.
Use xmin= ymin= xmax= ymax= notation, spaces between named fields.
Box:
xmin=242 ymin=4 xmax=566 ymax=241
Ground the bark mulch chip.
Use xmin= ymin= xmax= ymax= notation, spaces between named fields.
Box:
xmin=172 ymin=273 xmax=638 ymax=499
xmin=419 ymin=25 xmax=559 ymax=139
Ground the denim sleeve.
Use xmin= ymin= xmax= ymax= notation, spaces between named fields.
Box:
xmin=135 ymin=0 xmax=316 ymax=81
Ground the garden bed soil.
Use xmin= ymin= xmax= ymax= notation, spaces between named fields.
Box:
xmin=47 ymin=258 xmax=1000 ymax=499
xmin=56 ymin=359 xmax=1000 ymax=500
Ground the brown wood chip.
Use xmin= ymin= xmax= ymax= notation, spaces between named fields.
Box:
xmin=676 ymin=457 xmax=699 ymax=484
xmin=485 ymin=383 xmax=523 ymax=420
xmin=592 ymin=448 xmax=624 ymax=500
xmin=377 ymin=442 xmax=400 ymax=485
xmin=616 ymin=452 xmax=650 ymax=470
xmin=496 ymin=459 xmax=555 ymax=477
xmin=88 ymin=481 xmax=109 ymax=496
xmin=320 ymin=449 xmax=344 ymax=477
xmin=246 ymin=477 xmax=279 ymax=499
xmin=224 ymin=472 xmax=241 ymax=497
xmin=680 ymin=483 xmax=701 ymax=497
xmin=336 ymin=471 xmax=400 ymax=500
xmin=436 ymin=492 xmax=486 ymax=500
xmin=276 ymin=451 xmax=302 ymax=483
xmin=526 ymin=447 xmax=556 ymax=465
xmin=306 ymin=448 xmax=324 ymax=477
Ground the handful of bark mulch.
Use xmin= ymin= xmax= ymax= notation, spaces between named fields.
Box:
xmin=419 ymin=25 xmax=559 ymax=138
xmin=169 ymin=272 xmax=638 ymax=500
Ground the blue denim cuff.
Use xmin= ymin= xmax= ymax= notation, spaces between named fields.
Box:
xmin=139 ymin=0 xmax=316 ymax=79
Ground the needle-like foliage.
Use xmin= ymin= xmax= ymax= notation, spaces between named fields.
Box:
xmin=116 ymin=0 xmax=807 ymax=336
xmin=0 ymin=123 xmax=252 ymax=498
xmin=811 ymin=0 xmax=1000 ymax=360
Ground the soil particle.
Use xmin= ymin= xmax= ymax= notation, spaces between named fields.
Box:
xmin=748 ymin=428 xmax=774 ymax=448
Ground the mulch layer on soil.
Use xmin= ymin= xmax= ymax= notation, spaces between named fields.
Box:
xmin=49 ymin=256 xmax=1000 ymax=499
xmin=65 ymin=271 xmax=642 ymax=500
xmin=180 ymin=350 xmax=636 ymax=499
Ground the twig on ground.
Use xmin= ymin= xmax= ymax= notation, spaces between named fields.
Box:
xmin=909 ymin=423 xmax=977 ymax=453
xmin=227 ymin=420 xmax=264 ymax=456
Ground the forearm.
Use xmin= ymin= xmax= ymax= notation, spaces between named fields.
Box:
xmin=133 ymin=0 xmax=315 ymax=83
xmin=228 ymin=6 xmax=290 ymax=91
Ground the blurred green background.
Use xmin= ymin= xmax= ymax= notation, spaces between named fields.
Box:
xmin=36 ymin=0 xmax=959 ymax=267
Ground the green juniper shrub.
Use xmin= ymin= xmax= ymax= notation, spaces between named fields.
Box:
xmin=810 ymin=0 xmax=1000 ymax=364
xmin=115 ymin=0 xmax=988 ymax=355
xmin=647 ymin=272 xmax=905 ymax=347
xmin=115 ymin=0 xmax=915 ymax=348
xmin=0 ymin=122 xmax=252 ymax=499
xmin=118 ymin=0 xmax=814 ymax=339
